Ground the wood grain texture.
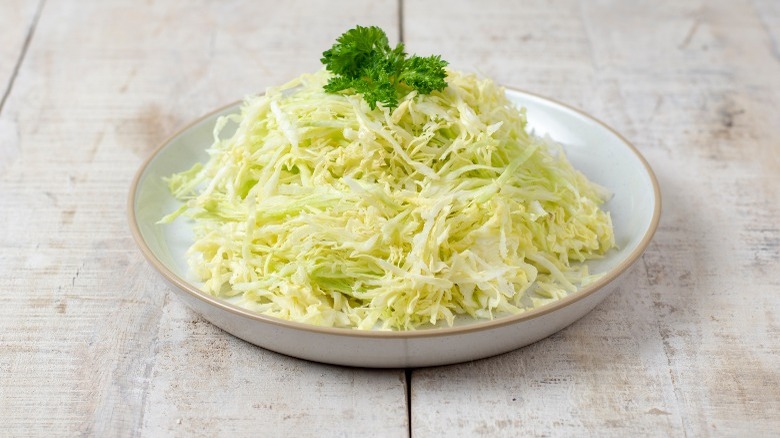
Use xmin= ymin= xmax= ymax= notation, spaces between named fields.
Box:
xmin=3 ymin=0 xmax=779 ymax=436
xmin=0 ymin=1 xmax=407 ymax=436
xmin=0 ymin=0 xmax=43 ymax=170
xmin=406 ymin=0 xmax=780 ymax=436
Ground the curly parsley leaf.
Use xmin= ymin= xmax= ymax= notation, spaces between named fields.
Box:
xmin=321 ymin=26 xmax=448 ymax=109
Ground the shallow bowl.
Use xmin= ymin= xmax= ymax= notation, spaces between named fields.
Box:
xmin=128 ymin=89 xmax=661 ymax=368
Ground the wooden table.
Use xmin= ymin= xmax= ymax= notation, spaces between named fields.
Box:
xmin=2 ymin=1 xmax=778 ymax=436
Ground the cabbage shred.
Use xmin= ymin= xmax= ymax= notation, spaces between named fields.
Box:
xmin=163 ymin=69 xmax=615 ymax=330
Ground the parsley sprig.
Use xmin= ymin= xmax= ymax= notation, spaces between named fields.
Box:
xmin=321 ymin=26 xmax=448 ymax=109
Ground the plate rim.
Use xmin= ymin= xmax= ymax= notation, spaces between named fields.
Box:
xmin=127 ymin=87 xmax=661 ymax=339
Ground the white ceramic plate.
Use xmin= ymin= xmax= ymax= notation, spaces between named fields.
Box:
xmin=129 ymin=89 xmax=660 ymax=368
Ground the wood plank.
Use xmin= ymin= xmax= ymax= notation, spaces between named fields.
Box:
xmin=0 ymin=1 xmax=407 ymax=436
xmin=405 ymin=0 xmax=780 ymax=436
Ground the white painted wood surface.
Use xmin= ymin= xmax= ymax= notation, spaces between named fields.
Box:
xmin=406 ymin=0 xmax=780 ymax=436
xmin=0 ymin=1 xmax=406 ymax=436
xmin=1 ymin=0 xmax=778 ymax=436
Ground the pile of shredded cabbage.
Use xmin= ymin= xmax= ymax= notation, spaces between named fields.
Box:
xmin=162 ymin=69 xmax=615 ymax=330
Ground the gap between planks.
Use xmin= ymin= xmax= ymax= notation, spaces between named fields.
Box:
xmin=0 ymin=0 xmax=46 ymax=114
xmin=0 ymin=0 xmax=46 ymax=117
xmin=398 ymin=0 xmax=405 ymax=43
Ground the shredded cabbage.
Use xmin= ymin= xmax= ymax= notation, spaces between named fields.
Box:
xmin=162 ymin=69 xmax=615 ymax=330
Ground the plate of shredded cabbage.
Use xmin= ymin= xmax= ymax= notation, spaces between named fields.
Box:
xmin=129 ymin=64 xmax=659 ymax=367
